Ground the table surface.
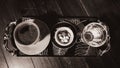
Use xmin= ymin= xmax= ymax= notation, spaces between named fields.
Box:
xmin=0 ymin=0 xmax=120 ymax=68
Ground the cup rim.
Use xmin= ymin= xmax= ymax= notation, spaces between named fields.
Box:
xmin=13 ymin=18 xmax=51 ymax=55
xmin=81 ymin=22 xmax=108 ymax=47
xmin=13 ymin=19 xmax=40 ymax=46
xmin=52 ymin=21 xmax=77 ymax=48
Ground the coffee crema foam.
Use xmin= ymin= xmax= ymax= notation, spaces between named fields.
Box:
xmin=14 ymin=23 xmax=39 ymax=45
xmin=54 ymin=27 xmax=74 ymax=46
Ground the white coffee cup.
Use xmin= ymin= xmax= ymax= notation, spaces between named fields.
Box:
xmin=13 ymin=18 xmax=50 ymax=55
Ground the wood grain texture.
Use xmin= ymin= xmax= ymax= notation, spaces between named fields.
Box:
xmin=32 ymin=57 xmax=63 ymax=68
xmin=0 ymin=47 xmax=8 ymax=68
xmin=0 ymin=0 xmax=119 ymax=68
xmin=56 ymin=0 xmax=87 ymax=16
xmin=2 ymin=50 xmax=34 ymax=68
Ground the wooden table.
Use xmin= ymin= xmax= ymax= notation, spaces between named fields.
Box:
xmin=0 ymin=0 xmax=119 ymax=68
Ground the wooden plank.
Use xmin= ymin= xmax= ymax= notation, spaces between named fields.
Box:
xmin=0 ymin=46 xmax=8 ymax=68
xmin=32 ymin=57 xmax=63 ymax=68
xmin=32 ymin=57 xmax=89 ymax=68
xmin=58 ymin=57 xmax=89 ymax=68
xmin=56 ymin=0 xmax=87 ymax=16
xmin=2 ymin=50 xmax=34 ymax=68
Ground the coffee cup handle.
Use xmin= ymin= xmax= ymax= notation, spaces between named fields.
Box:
xmin=3 ymin=21 xmax=17 ymax=56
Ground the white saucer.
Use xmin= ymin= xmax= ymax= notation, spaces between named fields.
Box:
xmin=13 ymin=18 xmax=50 ymax=55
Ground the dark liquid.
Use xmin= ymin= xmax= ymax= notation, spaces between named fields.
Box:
xmin=15 ymin=24 xmax=38 ymax=45
xmin=84 ymin=32 xmax=93 ymax=41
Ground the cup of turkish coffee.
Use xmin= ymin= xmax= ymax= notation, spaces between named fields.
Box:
xmin=13 ymin=18 xmax=50 ymax=55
